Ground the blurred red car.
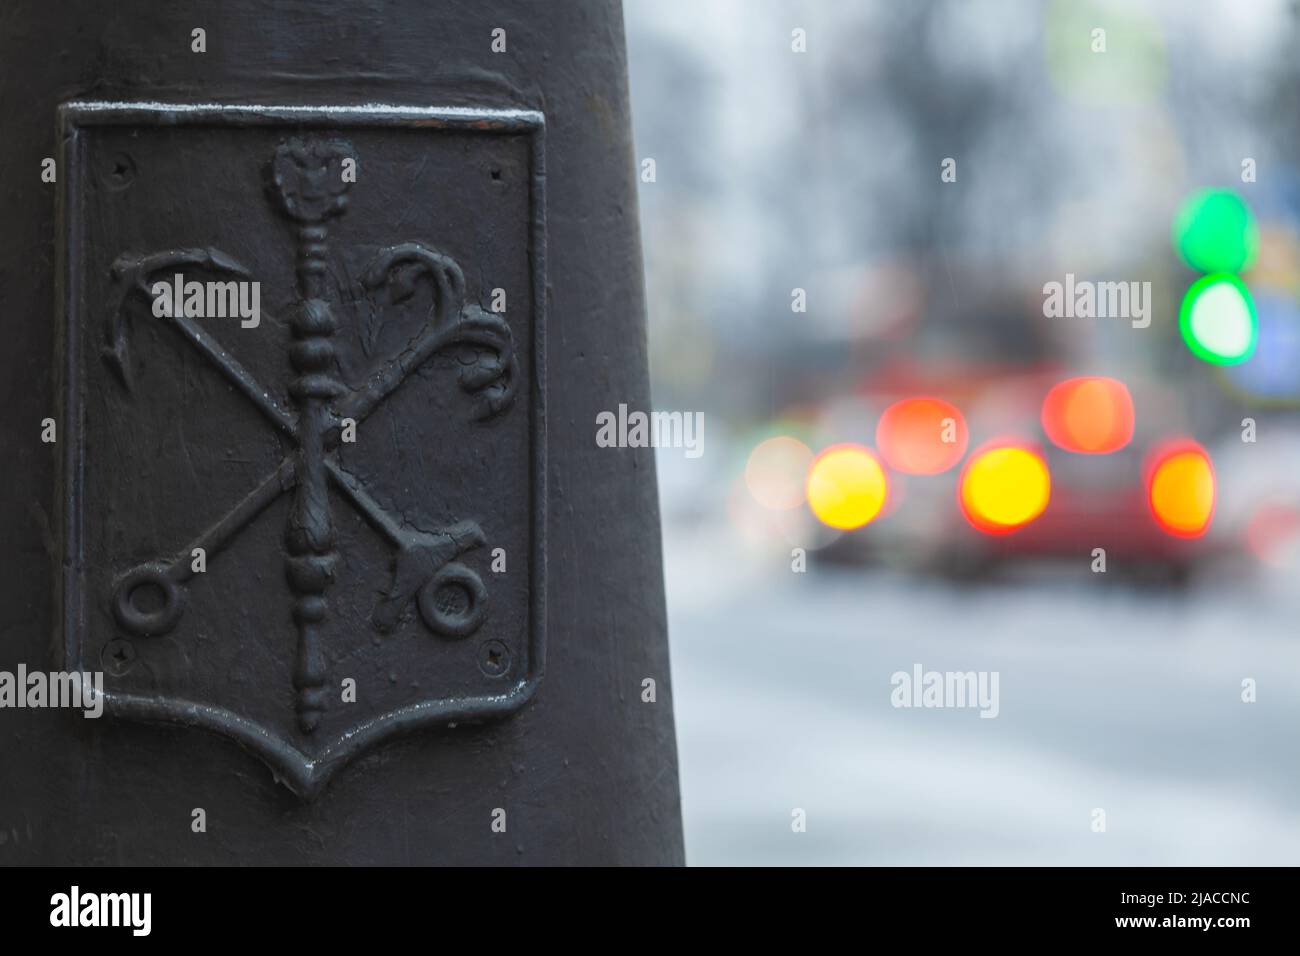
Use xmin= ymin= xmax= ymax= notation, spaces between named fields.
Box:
xmin=818 ymin=356 xmax=1233 ymax=581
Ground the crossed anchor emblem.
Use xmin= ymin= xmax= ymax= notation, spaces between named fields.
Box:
xmin=101 ymin=137 xmax=516 ymax=733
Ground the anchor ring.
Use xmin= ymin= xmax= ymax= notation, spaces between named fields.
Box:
xmin=417 ymin=562 xmax=487 ymax=639
xmin=112 ymin=563 xmax=185 ymax=637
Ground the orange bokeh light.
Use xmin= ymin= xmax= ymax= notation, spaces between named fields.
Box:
xmin=875 ymin=397 xmax=968 ymax=475
xmin=1145 ymin=440 xmax=1215 ymax=538
xmin=958 ymin=439 xmax=1051 ymax=535
xmin=1040 ymin=377 xmax=1135 ymax=454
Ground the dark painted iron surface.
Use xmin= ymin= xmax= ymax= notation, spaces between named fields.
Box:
xmin=0 ymin=0 xmax=683 ymax=864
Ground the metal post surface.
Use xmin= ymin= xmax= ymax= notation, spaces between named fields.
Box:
xmin=0 ymin=0 xmax=683 ymax=865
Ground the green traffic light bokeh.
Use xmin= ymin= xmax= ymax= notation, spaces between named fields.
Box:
xmin=1178 ymin=273 xmax=1258 ymax=365
xmin=1172 ymin=188 xmax=1259 ymax=274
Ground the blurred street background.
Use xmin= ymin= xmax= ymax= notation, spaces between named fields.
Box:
xmin=626 ymin=0 xmax=1300 ymax=864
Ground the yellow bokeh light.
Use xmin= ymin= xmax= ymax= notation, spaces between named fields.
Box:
xmin=1148 ymin=450 xmax=1214 ymax=537
xmin=806 ymin=445 xmax=888 ymax=530
xmin=745 ymin=436 xmax=814 ymax=510
xmin=959 ymin=445 xmax=1051 ymax=533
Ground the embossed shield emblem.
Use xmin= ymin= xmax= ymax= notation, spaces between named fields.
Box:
xmin=58 ymin=103 xmax=546 ymax=796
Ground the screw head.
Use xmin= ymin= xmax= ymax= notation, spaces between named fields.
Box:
xmin=102 ymin=152 xmax=137 ymax=190
xmin=102 ymin=638 xmax=137 ymax=676
xmin=478 ymin=639 xmax=510 ymax=678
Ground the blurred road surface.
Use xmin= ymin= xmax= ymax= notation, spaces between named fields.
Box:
xmin=664 ymin=519 xmax=1300 ymax=865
